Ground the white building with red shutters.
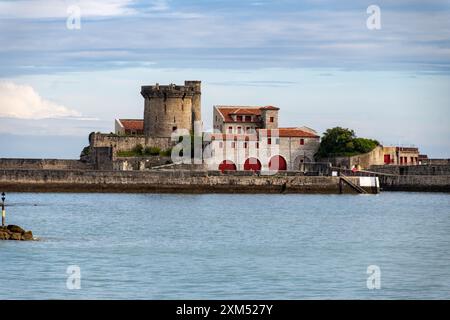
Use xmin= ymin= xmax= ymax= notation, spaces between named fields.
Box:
xmin=206 ymin=106 xmax=320 ymax=171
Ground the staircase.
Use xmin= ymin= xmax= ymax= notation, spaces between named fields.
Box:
xmin=339 ymin=174 xmax=368 ymax=194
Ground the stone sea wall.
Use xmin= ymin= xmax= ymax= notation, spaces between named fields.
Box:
xmin=370 ymin=164 xmax=450 ymax=176
xmin=378 ymin=175 xmax=450 ymax=192
xmin=0 ymin=158 xmax=92 ymax=170
xmin=0 ymin=169 xmax=374 ymax=194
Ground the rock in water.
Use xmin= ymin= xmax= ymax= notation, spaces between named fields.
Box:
xmin=22 ymin=231 xmax=33 ymax=241
xmin=7 ymin=225 xmax=25 ymax=234
xmin=0 ymin=230 xmax=10 ymax=240
xmin=0 ymin=225 xmax=34 ymax=241
xmin=10 ymin=233 xmax=22 ymax=240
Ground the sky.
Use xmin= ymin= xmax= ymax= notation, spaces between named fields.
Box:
xmin=0 ymin=0 xmax=449 ymax=158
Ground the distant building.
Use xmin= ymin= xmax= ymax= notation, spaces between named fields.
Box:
xmin=213 ymin=105 xmax=280 ymax=134
xmin=382 ymin=147 xmax=420 ymax=165
xmin=206 ymin=106 xmax=320 ymax=171
xmin=324 ymin=145 xmax=422 ymax=170
xmin=91 ymin=80 xmax=425 ymax=173
xmin=115 ymin=119 xmax=144 ymax=135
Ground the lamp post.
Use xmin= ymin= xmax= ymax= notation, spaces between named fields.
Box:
xmin=1 ymin=192 xmax=5 ymax=227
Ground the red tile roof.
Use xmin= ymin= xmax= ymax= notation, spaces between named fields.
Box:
xmin=209 ymin=133 xmax=258 ymax=141
xmin=208 ymin=128 xmax=319 ymax=141
xmin=258 ymin=128 xmax=319 ymax=138
xmin=260 ymin=106 xmax=279 ymax=110
xmin=216 ymin=106 xmax=278 ymax=122
xmin=119 ymin=119 xmax=144 ymax=131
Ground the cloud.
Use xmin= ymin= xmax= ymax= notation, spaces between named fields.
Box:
xmin=0 ymin=0 xmax=138 ymax=18
xmin=0 ymin=82 xmax=81 ymax=119
xmin=0 ymin=1 xmax=449 ymax=76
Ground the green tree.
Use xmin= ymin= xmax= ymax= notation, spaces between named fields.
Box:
xmin=316 ymin=127 xmax=379 ymax=158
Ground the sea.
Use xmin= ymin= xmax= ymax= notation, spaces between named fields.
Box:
xmin=0 ymin=192 xmax=449 ymax=299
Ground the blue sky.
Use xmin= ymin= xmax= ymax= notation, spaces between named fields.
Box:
xmin=0 ymin=0 xmax=449 ymax=158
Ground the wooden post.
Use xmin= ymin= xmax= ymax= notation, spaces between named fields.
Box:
xmin=1 ymin=192 xmax=5 ymax=227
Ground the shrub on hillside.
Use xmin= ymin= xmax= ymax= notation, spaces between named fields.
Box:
xmin=316 ymin=127 xmax=379 ymax=158
xmin=143 ymin=146 xmax=161 ymax=156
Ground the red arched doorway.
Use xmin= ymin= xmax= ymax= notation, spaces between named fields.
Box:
xmin=244 ymin=157 xmax=261 ymax=171
xmin=269 ymin=155 xmax=287 ymax=171
xmin=218 ymin=160 xmax=237 ymax=172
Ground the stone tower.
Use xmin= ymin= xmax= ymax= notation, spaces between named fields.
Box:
xmin=260 ymin=106 xmax=279 ymax=130
xmin=141 ymin=81 xmax=201 ymax=137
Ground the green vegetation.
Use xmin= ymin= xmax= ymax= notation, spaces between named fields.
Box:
xmin=143 ymin=146 xmax=161 ymax=156
xmin=116 ymin=150 xmax=139 ymax=157
xmin=159 ymin=148 xmax=172 ymax=157
xmin=133 ymin=144 xmax=144 ymax=155
xmin=316 ymin=127 xmax=379 ymax=158
xmin=81 ymin=146 xmax=90 ymax=156
xmin=116 ymin=144 xmax=172 ymax=157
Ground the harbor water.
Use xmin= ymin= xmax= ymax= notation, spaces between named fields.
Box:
xmin=0 ymin=192 xmax=449 ymax=299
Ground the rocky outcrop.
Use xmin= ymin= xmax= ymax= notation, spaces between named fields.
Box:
xmin=0 ymin=225 xmax=34 ymax=241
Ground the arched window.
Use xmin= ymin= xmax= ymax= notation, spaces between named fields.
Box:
xmin=219 ymin=160 xmax=237 ymax=172
xmin=244 ymin=158 xmax=261 ymax=171
xmin=269 ymin=155 xmax=287 ymax=171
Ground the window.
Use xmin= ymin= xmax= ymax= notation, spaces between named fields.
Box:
xmin=228 ymin=126 xmax=233 ymax=133
xmin=275 ymin=138 xmax=280 ymax=145
xmin=237 ymin=127 xmax=242 ymax=134
xmin=244 ymin=142 xmax=248 ymax=148
xmin=245 ymin=116 xmax=251 ymax=122
xmin=268 ymin=138 xmax=272 ymax=145
xmin=256 ymin=142 xmax=259 ymax=149
xmin=237 ymin=115 xmax=243 ymax=121
xmin=270 ymin=117 xmax=274 ymax=123
xmin=300 ymin=139 xmax=305 ymax=145
xmin=231 ymin=142 xmax=235 ymax=148
xmin=172 ymin=126 xmax=177 ymax=132
xmin=246 ymin=127 xmax=251 ymax=132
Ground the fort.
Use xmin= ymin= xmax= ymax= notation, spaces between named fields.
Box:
xmin=141 ymin=80 xmax=202 ymax=137
xmin=0 ymin=80 xmax=449 ymax=193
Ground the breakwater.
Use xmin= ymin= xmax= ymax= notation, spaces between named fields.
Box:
xmin=370 ymin=164 xmax=450 ymax=176
xmin=378 ymin=175 xmax=450 ymax=192
xmin=0 ymin=169 xmax=378 ymax=194
xmin=0 ymin=225 xmax=34 ymax=241
xmin=0 ymin=158 xmax=92 ymax=170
